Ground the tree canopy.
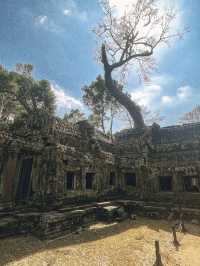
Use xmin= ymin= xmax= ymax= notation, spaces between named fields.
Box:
xmin=0 ymin=64 xmax=55 ymax=126
xmin=82 ymin=75 xmax=121 ymax=139
xmin=63 ymin=109 xmax=85 ymax=124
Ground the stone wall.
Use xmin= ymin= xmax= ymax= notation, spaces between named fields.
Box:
xmin=115 ymin=123 xmax=200 ymax=206
xmin=0 ymin=119 xmax=118 ymax=206
xmin=0 ymin=119 xmax=200 ymax=208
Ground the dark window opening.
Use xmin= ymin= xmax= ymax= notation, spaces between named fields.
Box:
xmin=16 ymin=158 xmax=33 ymax=201
xmin=109 ymin=172 xmax=115 ymax=186
xmin=183 ymin=176 xmax=200 ymax=192
xmin=85 ymin=173 xmax=94 ymax=189
xmin=159 ymin=176 xmax=172 ymax=191
xmin=0 ymin=162 xmax=3 ymax=195
xmin=125 ymin=173 xmax=136 ymax=187
xmin=66 ymin=172 xmax=75 ymax=190
xmin=0 ymin=174 xmax=2 ymax=196
xmin=63 ymin=159 xmax=68 ymax=165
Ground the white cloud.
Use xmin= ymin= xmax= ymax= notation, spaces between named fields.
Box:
xmin=161 ymin=85 xmax=193 ymax=106
xmin=34 ymin=15 xmax=62 ymax=33
xmin=109 ymin=0 xmax=134 ymax=14
xmin=63 ymin=9 xmax=72 ymax=16
xmin=129 ymin=73 xmax=173 ymax=109
xmin=177 ymin=85 xmax=192 ymax=100
xmin=131 ymin=84 xmax=162 ymax=108
xmin=161 ymin=95 xmax=174 ymax=105
xmin=130 ymin=74 xmax=194 ymax=112
xmin=35 ymin=15 xmax=48 ymax=25
xmin=51 ymin=83 xmax=83 ymax=114
xmin=150 ymin=74 xmax=173 ymax=86
xmin=63 ymin=1 xmax=88 ymax=22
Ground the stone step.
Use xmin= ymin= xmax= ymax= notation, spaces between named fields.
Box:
xmin=33 ymin=206 xmax=98 ymax=239
xmin=0 ymin=202 xmax=13 ymax=213
xmin=0 ymin=212 xmax=12 ymax=219
xmin=0 ymin=217 xmax=19 ymax=238
xmin=142 ymin=203 xmax=200 ymax=220
xmin=145 ymin=201 xmax=173 ymax=208
xmin=1 ymin=199 xmax=200 ymax=240
xmin=58 ymin=201 xmax=114 ymax=213
xmin=143 ymin=202 xmax=200 ymax=214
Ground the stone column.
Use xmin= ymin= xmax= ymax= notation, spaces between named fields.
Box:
xmin=2 ymin=152 xmax=18 ymax=202
xmin=172 ymin=171 xmax=178 ymax=193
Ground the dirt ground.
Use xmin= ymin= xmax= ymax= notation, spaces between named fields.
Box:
xmin=1 ymin=217 xmax=200 ymax=266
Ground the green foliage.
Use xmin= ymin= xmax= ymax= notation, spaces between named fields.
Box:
xmin=0 ymin=66 xmax=17 ymax=122
xmin=63 ymin=108 xmax=85 ymax=124
xmin=15 ymin=63 xmax=33 ymax=77
xmin=0 ymin=90 xmax=16 ymax=122
xmin=82 ymin=75 xmax=122 ymax=138
xmin=0 ymin=64 xmax=55 ymax=128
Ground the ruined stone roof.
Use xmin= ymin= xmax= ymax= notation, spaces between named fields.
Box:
xmin=152 ymin=122 xmax=200 ymax=144
xmin=1 ymin=116 xmax=200 ymax=155
xmin=114 ymin=127 xmax=147 ymax=141
xmin=114 ymin=122 xmax=200 ymax=145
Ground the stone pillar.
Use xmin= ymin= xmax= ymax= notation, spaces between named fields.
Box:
xmin=2 ymin=153 xmax=18 ymax=202
xmin=172 ymin=171 xmax=178 ymax=193
xmin=31 ymin=156 xmax=40 ymax=194
xmin=173 ymin=170 xmax=185 ymax=205
xmin=137 ymin=165 xmax=148 ymax=199
xmin=118 ymin=169 xmax=125 ymax=190
xmin=75 ymin=168 xmax=82 ymax=190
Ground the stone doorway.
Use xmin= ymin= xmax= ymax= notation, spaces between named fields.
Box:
xmin=109 ymin=172 xmax=115 ymax=186
xmin=66 ymin=171 xmax=75 ymax=190
xmin=183 ymin=176 xmax=200 ymax=192
xmin=85 ymin=173 xmax=94 ymax=189
xmin=159 ymin=176 xmax=172 ymax=192
xmin=16 ymin=158 xmax=33 ymax=201
xmin=125 ymin=173 xmax=136 ymax=187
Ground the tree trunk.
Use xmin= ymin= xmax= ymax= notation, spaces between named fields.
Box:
xmin=172 ymin=226 xmax=180 ymax=248
xmin=154 ymin=240 xmax=163 ymax=266
xmin=0 ymin=96 xmax=4 ymax=120
xmin=110 ymin=111 xmax=114 ymax=142
xmin=100 ymin=112 xmax=106 ymax=134
xmin=101 ymin=44 xmax=145 ymax=129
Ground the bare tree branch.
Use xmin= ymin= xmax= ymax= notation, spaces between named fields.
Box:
xmin=95 ymin=0 xmax=186 ymax=128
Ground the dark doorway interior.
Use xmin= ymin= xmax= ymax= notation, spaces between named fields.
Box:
xmin=16 ymin=158 xmax=33 ymax=201
xmin=159 ymin=176 xmax=172 ymax=191
xmin=125 ymin=173 xmax=136 ymax=187
xmin=66 ymin=172 xmax=75 ymax=190
xmin=85 ymin=173 xmax=94 ymax=189
xmin=183 ymin=176 xmax=200 ymax=192
xmin=109 ymin=172 xmax=115 ymax=186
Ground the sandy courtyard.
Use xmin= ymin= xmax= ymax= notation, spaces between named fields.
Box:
xmin=0 ymin=217 xmax=200 ymax=266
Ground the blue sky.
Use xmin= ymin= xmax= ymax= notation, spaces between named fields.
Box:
xmin=0 ymin=0 xmax=200 ymax=128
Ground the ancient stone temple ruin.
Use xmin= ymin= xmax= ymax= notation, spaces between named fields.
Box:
xmin=0 ymin=118 xmax=200 ymax=238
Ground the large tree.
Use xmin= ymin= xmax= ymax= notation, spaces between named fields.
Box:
xmin=95 ymin=0 xmax=185 ymax=129
xmin=63 ymin=108 xmax=85 ymax=124
xmin=0 ymin=64 xmax=55 ymax=124
xmin=0 ymin=90 xmax=16 ymax=122
xmin=120 ymin=106 xmax=164 ymax=128
xmin=0 ymin=66 xmax=18 ymax=122
xmin=82 ymin=75 xmax=121 ymax=138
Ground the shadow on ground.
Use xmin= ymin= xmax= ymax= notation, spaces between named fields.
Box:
xmin=0 ymin=217 xmax=200 ymax=266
